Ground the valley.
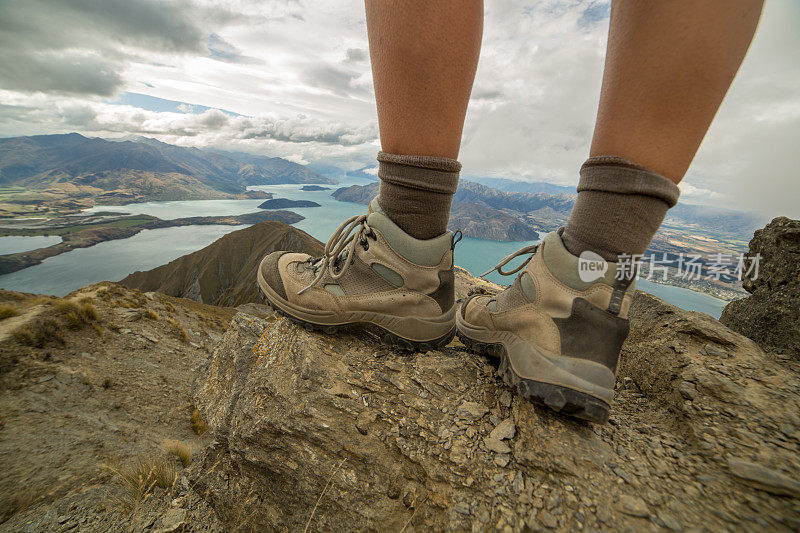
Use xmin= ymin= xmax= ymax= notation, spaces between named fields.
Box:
xmin=0 ymin=132 xmax=773 ymax=311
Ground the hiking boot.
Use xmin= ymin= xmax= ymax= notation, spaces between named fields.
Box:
xmin=456 ymin=230 xmax=636 ymax=423
xmin=257 ymin=198 xmax=458 ymax=351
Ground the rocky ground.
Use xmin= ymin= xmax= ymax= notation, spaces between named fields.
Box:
xmin=1 ymin=238 xmax=798 ymax=531
xmin=0 ymin=284 xmax=235 ymax=531
xmin=187 ymin=291 xmax=800 ymax=532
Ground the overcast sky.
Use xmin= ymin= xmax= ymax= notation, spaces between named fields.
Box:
xmin=0 ymin=0 xmax=798 ymax=217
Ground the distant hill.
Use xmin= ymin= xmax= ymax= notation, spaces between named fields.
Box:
xmin=120 ymin=222 xmax=323 ymax=307
xmin=664 ymin=203 xmax=768 ymax=238
xmin=0 ymin=134 xmax=334 ymax=212
xmin=332 ymin=181 xmax=542 ymax=241
xmin=449 ymin=202 xmax=539 ymax=241
xmin=470 ymin=177 xmax=576 ymax=195
xmin=203 ymin=146 xmax=336 ymax=185
xmin=306 ymin=161 xmax=379 ymax=182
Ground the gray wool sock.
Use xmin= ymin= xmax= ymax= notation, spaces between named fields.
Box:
xmin=377 ymin=151 xmax=461 ymax=240
xmin=562 ymin=156 xmax=681 ymax=262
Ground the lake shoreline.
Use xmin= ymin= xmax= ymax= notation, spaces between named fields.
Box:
xmin=0 ymin=181 xmax=729 ymax=317
xmin=0 ymin=210 xmax=302 ymax=275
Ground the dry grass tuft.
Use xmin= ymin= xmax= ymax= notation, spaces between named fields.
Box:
xmin=164 ymin=440 xmax=192 ymax=468
xmin=167 ymin=317 xmax=189 ymax=344
xmin=190 ymin=406 xmax=208 ymax=435
xmin=144 ymin=308 xmax=159 ymax=320
xmin=103 ymin=454 xmax=178 ymax=512
xmin=12 ymin=297 xmax=100 ymax=347
xmin=55 ymin=300 xmax=98 ymax=329
xmin=0 ymin=305 xmax=19 ymax=320
xmin=12 ymin=317 xmax=64 ymax=347
xmin=116 ymin=292 xmax=147 ymax=309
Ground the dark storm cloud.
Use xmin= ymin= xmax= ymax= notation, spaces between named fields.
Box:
xmin=0 ymin=53 xmax=123 ymax=96
xmin=0 ymin=0 xmax=233 ymax=96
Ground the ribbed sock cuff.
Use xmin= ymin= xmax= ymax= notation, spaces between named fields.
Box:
xmin=579 ymin=156 xmax=680 ymax=207
xmin=376 ymin=151 xmax=460 ymax=240
xmin=377 ymin=151 xmax=461 ymax=195
xmin=562 ymin=156 xmax=681 ymax=262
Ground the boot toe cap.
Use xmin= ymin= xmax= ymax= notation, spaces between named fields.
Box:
xmin=461 ymin=294 xmax=494 ymax=327
xmin=259 ymin=251 xmax=289 ymax=300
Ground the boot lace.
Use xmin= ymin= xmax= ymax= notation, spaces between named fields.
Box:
xmin=297 ymin=214 xmax=376 ymax=295
xmin=480 ymin=244 xmax=539 ymax=278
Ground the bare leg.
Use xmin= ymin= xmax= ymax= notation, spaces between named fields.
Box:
xmin=365 ymin=0 xmax=483 ymax=159
xmin=365 ymin=0 xmax=482 ymax=239
xmin=590 ymin=0 xmax=764 ymax=183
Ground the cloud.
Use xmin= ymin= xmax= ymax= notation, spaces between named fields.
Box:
xmin=0 ymin=0 xmax=797 ymax=218
xmin=678 ymin=182 xmax=722 ymax=203
xmin=0 ymin=52 xmax=123 ymax=97
xmin=207 ymin=33 xmax=261 ymax=64
xmin=0 ymin=91 xmax=377 ymax=148
xmin=0 ymin=0 xmax=234 ymax=96
xmin=303 ymin=65 xmax=361 ymax=97
xmin=344 ymin=48 xmax=368 ymax=63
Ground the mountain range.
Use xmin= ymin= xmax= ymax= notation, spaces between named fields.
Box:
xmin=333 ymin=179 xmax=766 ymax=241
xmin=331 ymin=181 xmax=552 ymax=241
xmin=0 ymin=133 xmax=333 ymax=215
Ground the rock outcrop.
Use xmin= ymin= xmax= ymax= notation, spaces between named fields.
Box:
xmin=189 ymin=291 xmax=800 ymax=531
xmin=721 ymin=217 xmax=800 ymax=357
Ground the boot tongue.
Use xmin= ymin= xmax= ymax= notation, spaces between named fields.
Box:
xmin=366 ymin=197 xmax=452 ymax=267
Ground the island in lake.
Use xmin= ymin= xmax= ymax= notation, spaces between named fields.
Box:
xmin=258 ymin=198 xmax=321 ymax=209
xmin=300 ymin=185 xmax=330 ymax=191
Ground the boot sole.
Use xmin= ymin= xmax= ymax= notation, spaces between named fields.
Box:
xmin=456 ymin=316 xmax=612 ymax=424
xmin=256 ymin=271 xmax=455 ymax=353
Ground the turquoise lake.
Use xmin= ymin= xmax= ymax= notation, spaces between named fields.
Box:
xmin=0 ymin=179 xmax=727 ymax=317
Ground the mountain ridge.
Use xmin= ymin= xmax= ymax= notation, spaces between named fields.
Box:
xmin=120 ymin=221 xmax=324 ymax=307
xmin=0 ymin=133 xmax=334 ymax=216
